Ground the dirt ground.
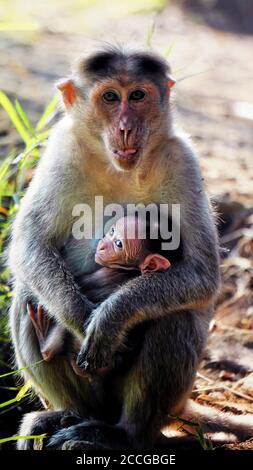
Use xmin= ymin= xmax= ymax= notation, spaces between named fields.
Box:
xmin=0 ymin=1 xmax=253 ymax=449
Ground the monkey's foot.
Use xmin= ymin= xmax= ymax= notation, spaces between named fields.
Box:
xmin=62 ymin=440 xmax=107 ymax=450
xmin=48 ymin=421 xmax=130 ymax=450
xmin=18 ymin=410 xmax=82 ymax=450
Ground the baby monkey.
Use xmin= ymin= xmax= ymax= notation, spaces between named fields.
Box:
xmin=28 ymin=215 xmax=171 ymax=372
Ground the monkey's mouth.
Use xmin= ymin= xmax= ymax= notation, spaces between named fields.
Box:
xmin=95 ymin=252 xmax=106 ymax=266
xmin=112 ymin=148 xmax=140 ymax=167
xmin=113 ymin=149 xmax=138 ymax=159
xmin=113 ymin=149 xmax=138 ymax=158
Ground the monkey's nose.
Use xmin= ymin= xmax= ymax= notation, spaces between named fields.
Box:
xmin=120 ymin=128 xmax=132 ymax=147
xmin=98 ymin=239 xmax=108 ymax=251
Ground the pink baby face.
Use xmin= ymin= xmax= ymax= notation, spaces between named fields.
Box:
xmin=95 ymin=216 xmax=171 ymax=273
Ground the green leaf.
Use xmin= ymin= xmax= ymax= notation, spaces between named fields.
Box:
xmin=15 ymin=379 xmax=32 ymax=401
xmin=0 ymin=434 xmax=47 ymax=444
xmin=0 ymin=359 xmax=44 ymax=379
xmin=0 ymin=91 xmax=31 ymax=145
xmin=15 ymin=99 xmax=37 ymax=138
xmin=0 ymin=393 xmax=31 ymax=408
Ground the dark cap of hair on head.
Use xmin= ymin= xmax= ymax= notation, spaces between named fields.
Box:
xmin=81 ymin=45 xmax=171 ymax=95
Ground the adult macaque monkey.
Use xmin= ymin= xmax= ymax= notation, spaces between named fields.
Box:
xmin=10 ymin=45 xmax=245 ymax=450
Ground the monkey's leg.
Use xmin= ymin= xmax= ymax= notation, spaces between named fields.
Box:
xmin=119 ymin=312 xmax=207 ymax=449
xmin=28 ymin=302 xmax=91 ymax=378
xmin=10 ymin=291 xmax=100 ymax=422
xmin=27 ymin=302 xmax=59 ymax=361
xmin=48 ymin=420 xmax=130 ymax=450
xmin=47 ymin=311 xmax=206 ymax=450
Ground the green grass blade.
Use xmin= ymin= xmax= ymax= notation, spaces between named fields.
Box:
xmin=15 ymin=99 xmax=37 ymax=138
xmin=169 ymin=414 xmax=213 ymax=450
xmin=169 ymin=415 xmax=199 ymax=427
xmin=0 ymin=434 xmax=47 ymax=444
xmin=0 ymin=91 xmax=31 ymax=145
xmin=18 ymin=137 xmax=45 ymax=169
xmin=177 ymin=69 xmax=212 ymax=83
xmin=0 ymin=359 xmax=44 ymax=379
xmin=164 ymin=40 xmax=176 ymax=58
xmin=15 ymin=380 xmax=32 ymax=401
xmin=0 ymin=386 xmax=19 ymax=391
xmin=0 ymin=393 xmax=31 ymax=408
xmin=0 ymin=153 xmax=15 ymax=181
xmin=145 ymin=20 xmax=155 ymax=48
xmin=36 ymin=95 xmax=58 ymax=131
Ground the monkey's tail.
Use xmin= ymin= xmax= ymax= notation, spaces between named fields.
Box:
xmin=180 ymin=399 xmax=253 ymax=441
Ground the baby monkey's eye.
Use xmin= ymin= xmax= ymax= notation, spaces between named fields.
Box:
xmin=110 ymin=227 xmax=115 ymax=236
xmin=115 ymin=239 xmax=123 ymax=249
xmin=103 ymin=91 xmax=120 ymax=103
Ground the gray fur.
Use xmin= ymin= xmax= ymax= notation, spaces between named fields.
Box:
xmin=8 ymin=46 xmax=222 ymax=449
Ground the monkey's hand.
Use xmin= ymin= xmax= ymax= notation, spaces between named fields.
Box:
xmin=76 ymin=307 xmax=124 ymax=373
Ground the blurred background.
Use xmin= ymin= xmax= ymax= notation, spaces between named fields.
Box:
xmin=0 ymin=0 xmax=252 ymax=449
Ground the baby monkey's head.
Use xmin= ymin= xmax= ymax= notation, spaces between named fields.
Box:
xmin=95 ymin=215 xmax=170 ymax=273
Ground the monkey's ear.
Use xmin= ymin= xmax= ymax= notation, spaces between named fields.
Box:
xmin=140 ymin=253 xmax=171 ymax=274
xmin=166 ymin=76 xmax=176 ymax=95
xmin=57 ymin=79 xmax=77 ymax=108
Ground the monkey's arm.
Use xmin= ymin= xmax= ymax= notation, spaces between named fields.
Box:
xmin=9 ymin=124 xmax=95 ymax=338
xmin=77 ymin=267 xmax=139 ymax=303
xmin=77 ymin=139 xmax=220 ymax=371
xmin=10 ymin=225 xmax=94 ymax=338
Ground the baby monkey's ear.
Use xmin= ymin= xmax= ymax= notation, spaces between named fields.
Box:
xmin=139 ymin=253 xmax=171 ymax=274
xmin=57 ymin=79 xmax=77 ymax=108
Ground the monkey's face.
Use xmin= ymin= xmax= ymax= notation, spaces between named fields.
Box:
xmin=89 ymin=78 xmax=166 ymax=171
xmin=95 ymin=216 xmax=145 ymax=268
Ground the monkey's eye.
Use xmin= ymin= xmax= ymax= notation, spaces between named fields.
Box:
xmin=103 ymin=91 xmax=120 ymax=103
xmin=115 ymin=239 xmax=123 ymax=249
xmin=110 ymin=227 xmax=115 ymax=236
xmin=129 ymin=90 xmax=146 ymax=101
